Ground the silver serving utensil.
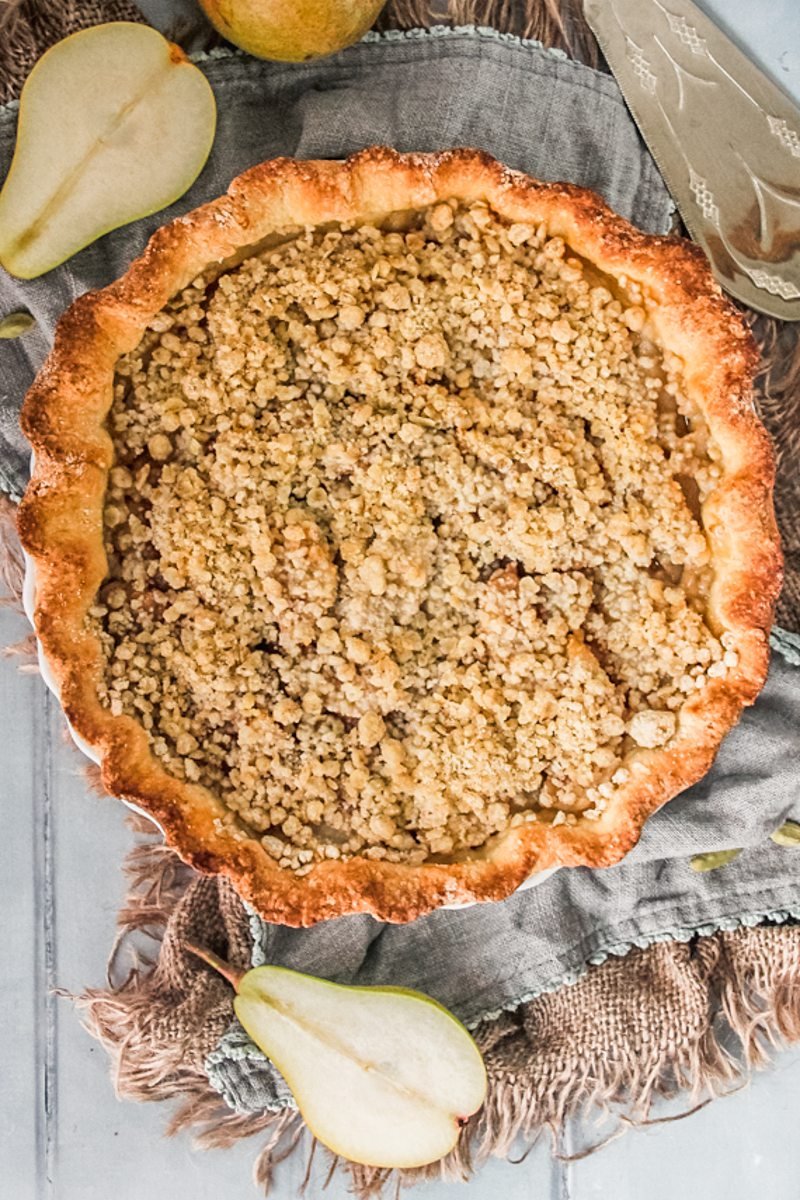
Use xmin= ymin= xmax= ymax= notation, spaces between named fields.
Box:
xmin=584 ymin=0 xmax=800 ymax=321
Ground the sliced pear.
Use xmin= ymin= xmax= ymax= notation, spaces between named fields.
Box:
xmin=189 ymin=945 xmax=487 ymax=1168
xmin=198 ymin=0 xmax=386 ymax=62
xmin=0 ymin=22 xmax=216 ymax=279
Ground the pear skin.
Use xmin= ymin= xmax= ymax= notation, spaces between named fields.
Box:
xmin=187 ymin=944 xmax=487 ymax=1168
xmin=197 ymin=0 xmax=386 ymax=62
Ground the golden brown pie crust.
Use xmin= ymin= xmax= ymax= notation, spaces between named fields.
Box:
xmin=18 ymin=148 xmax=782 ymax=926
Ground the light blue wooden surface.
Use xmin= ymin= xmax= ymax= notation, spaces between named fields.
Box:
xmin=2 ymin=2 xmax=799 ymax=1196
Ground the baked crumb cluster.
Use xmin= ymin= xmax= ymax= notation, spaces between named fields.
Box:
xmin=92 ymin=199 xmax=733 ymax=871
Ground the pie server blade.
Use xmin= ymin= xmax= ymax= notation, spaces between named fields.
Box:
xmin=584 ymin=0 xmax=800 ymax=321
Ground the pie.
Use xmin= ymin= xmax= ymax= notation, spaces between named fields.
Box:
xmin=18 ymin=148 xmax=781 ymax=925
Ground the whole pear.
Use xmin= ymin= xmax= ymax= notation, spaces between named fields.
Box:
xmin=197 ymin=0 xmax=386 ymax=61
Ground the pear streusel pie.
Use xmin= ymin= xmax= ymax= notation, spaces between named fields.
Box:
xmin=19 ymin=149 xmax=781 ymax=925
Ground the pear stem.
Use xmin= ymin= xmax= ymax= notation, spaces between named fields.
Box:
xmin=185 ymin=941 xmax=245 ymax=990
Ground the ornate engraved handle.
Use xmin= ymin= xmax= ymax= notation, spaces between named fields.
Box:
xmin=585 ymin=0 xmax=800 ymax=320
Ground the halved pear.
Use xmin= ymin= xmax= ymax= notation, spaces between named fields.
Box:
xmin=0 ymin=22 xmax=216 ymax=279
xmin=189 ymin=946 xmax=487 ymax=1168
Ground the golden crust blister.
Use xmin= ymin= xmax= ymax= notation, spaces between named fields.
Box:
xmin=18 ymin=148 xmax=782 ymax=926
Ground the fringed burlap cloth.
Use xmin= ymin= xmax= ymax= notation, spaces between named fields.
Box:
xmin=2 ymin=2 xmax=800 ymax=1196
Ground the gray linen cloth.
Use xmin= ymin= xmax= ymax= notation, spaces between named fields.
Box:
xmin=1 ymin=27 xmax=798 ymax=1114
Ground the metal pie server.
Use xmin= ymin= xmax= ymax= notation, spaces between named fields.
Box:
xmin=584 ymin=0 xmax=800 ymax=321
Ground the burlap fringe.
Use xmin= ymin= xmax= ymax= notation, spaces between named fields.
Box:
xmin=746 ymin=312 xmax=800 ymax=628
xmin=0 ymin=493 xmax=36 ymax=661
xmin=69 ymin=838 xmax=199 ymax=1095
xmin=0 ymin=493 xmax=24 ymax=598
xmin=717 ymin=942 xmax=800 ymax=1067
xmin=377 ymin=0 xmax=601 ymax=68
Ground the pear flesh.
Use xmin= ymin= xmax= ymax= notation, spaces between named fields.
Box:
xmin=0 ymin=23 xmax=216 ymax=279
xmin=236 ymin=968 xmax=487 ymax=1167
xmin=198 ymin=0 xmax=386 ymax=62
xmin=193 ymin=949 xmax=487 ymax=1169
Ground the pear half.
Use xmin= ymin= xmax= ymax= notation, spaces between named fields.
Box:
xmin=189 ymin=946 xmax=487 ymax=1168
xmin=0 ymin=23 xmax=216 ymax=279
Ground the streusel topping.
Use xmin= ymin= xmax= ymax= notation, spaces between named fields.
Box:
xmin=92 ymin=199 xmax=732 ymax=871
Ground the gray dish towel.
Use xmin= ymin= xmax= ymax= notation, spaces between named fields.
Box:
xmin=1 ymin=26 xmax=798 ymax=1115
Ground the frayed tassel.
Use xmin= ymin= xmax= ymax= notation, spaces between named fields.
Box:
xmin=72 ymin=844 xmax=252 ymax=1115
xmin=0 ymin=496 xmax=38 ymax=663
xmin=252 ymin=1112 xmax=308 ymax=1191
xmin=747 ymin=311 xmax=800 ymax=628
xmin=2 ymin=631 xmax=37 ymax=662
xmin=715 ymin=929 xmax=800 ymax=1067
xmin=377 ymin=0 xmax=434 ymax=30
xmin=377 ymin=0 xmax=601 ymax=68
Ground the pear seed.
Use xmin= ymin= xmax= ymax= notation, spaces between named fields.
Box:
xmin=0 ymin=311 xmax=36 ymax=339
xmin=689 ymin=848 xmax=742 ymax=873
xmin=770 ymin=820 xmax=800 ymax=848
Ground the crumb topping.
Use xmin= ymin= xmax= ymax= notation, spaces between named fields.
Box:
xmin=91 ymin=200 xmax=733 ymax=872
